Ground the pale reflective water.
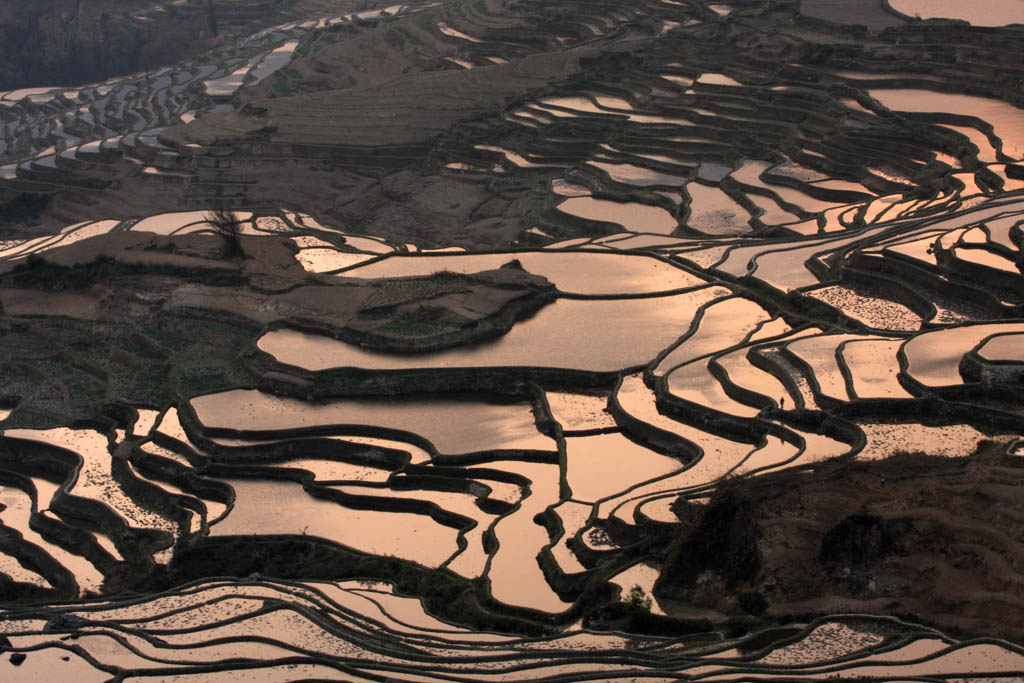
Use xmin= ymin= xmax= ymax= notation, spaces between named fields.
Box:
xmin=191 ymin=389 xmax=555 ymax=455
xmin=339 ymin=250 xmax=704 ymax=295
xmin=212 ymin=478 xmax=460 ymax=567
xmin=889 ymin=0 xmax=1024 ymax=26
xmin=685 ymin=182 xmax=750 ymax=234
xmin=259 ymin=287 xmax=730 ymax=373
xmin=564 ymin=433 xmax=681 ymax=502
xmin=871 ymin=89 xmax=1024 ymax=159
xmin=977 ymin=332 xmax=1024 ymax=361
xmin=556 ymin=197 xmax=678 ymax=234
xmin=903 ymin=322 xmax=1024 ymax=386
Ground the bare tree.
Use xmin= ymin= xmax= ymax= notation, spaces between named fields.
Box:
xmin=205 ymin=207 xmax=244 ymax=259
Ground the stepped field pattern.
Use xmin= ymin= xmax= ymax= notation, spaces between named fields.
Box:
xmin=2 ymin=0 xmax=1024 ymax=679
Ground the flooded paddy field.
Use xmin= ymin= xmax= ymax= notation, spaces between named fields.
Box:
xmin=2 ymin=0 xmax=1024 ymax=679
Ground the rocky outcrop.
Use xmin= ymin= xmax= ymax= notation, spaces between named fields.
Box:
xmin=0 ymin=0 xmax=289 ymax=91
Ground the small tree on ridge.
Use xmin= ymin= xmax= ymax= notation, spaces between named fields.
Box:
xmin=205 ymin=207 xmax=244 ymax=259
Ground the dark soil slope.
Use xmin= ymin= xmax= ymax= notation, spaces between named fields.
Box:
xmin=656 ymin=444 xmax=1024 ymax=642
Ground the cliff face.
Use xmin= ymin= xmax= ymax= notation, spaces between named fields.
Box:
xmin=0 ymin=0 xmax=288 ymax=91
xmin=0 ymin=1 xmax=178 ymax=90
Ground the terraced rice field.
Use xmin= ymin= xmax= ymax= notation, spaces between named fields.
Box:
xmin=2 ymin=0 xmax=1024 ymax=678
xmin=5 ymin=580 xmax=1024 ymax=681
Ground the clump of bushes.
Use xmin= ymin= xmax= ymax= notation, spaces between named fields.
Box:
xmin=0 ymin=193 xmax=51 ymax=226
xmin=10 ymin=254 xmax=116 ymax=290
xmin=626 ymin=584 xmax=652 ymax=610
xmin=738 ymin=590 xmax=768 ymax=616
xmin=655 ymin=483 xmax=763 ymax=602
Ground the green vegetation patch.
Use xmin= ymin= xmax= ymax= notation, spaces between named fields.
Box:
xmin=372 ymin=317 xmax=442 ymax=337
